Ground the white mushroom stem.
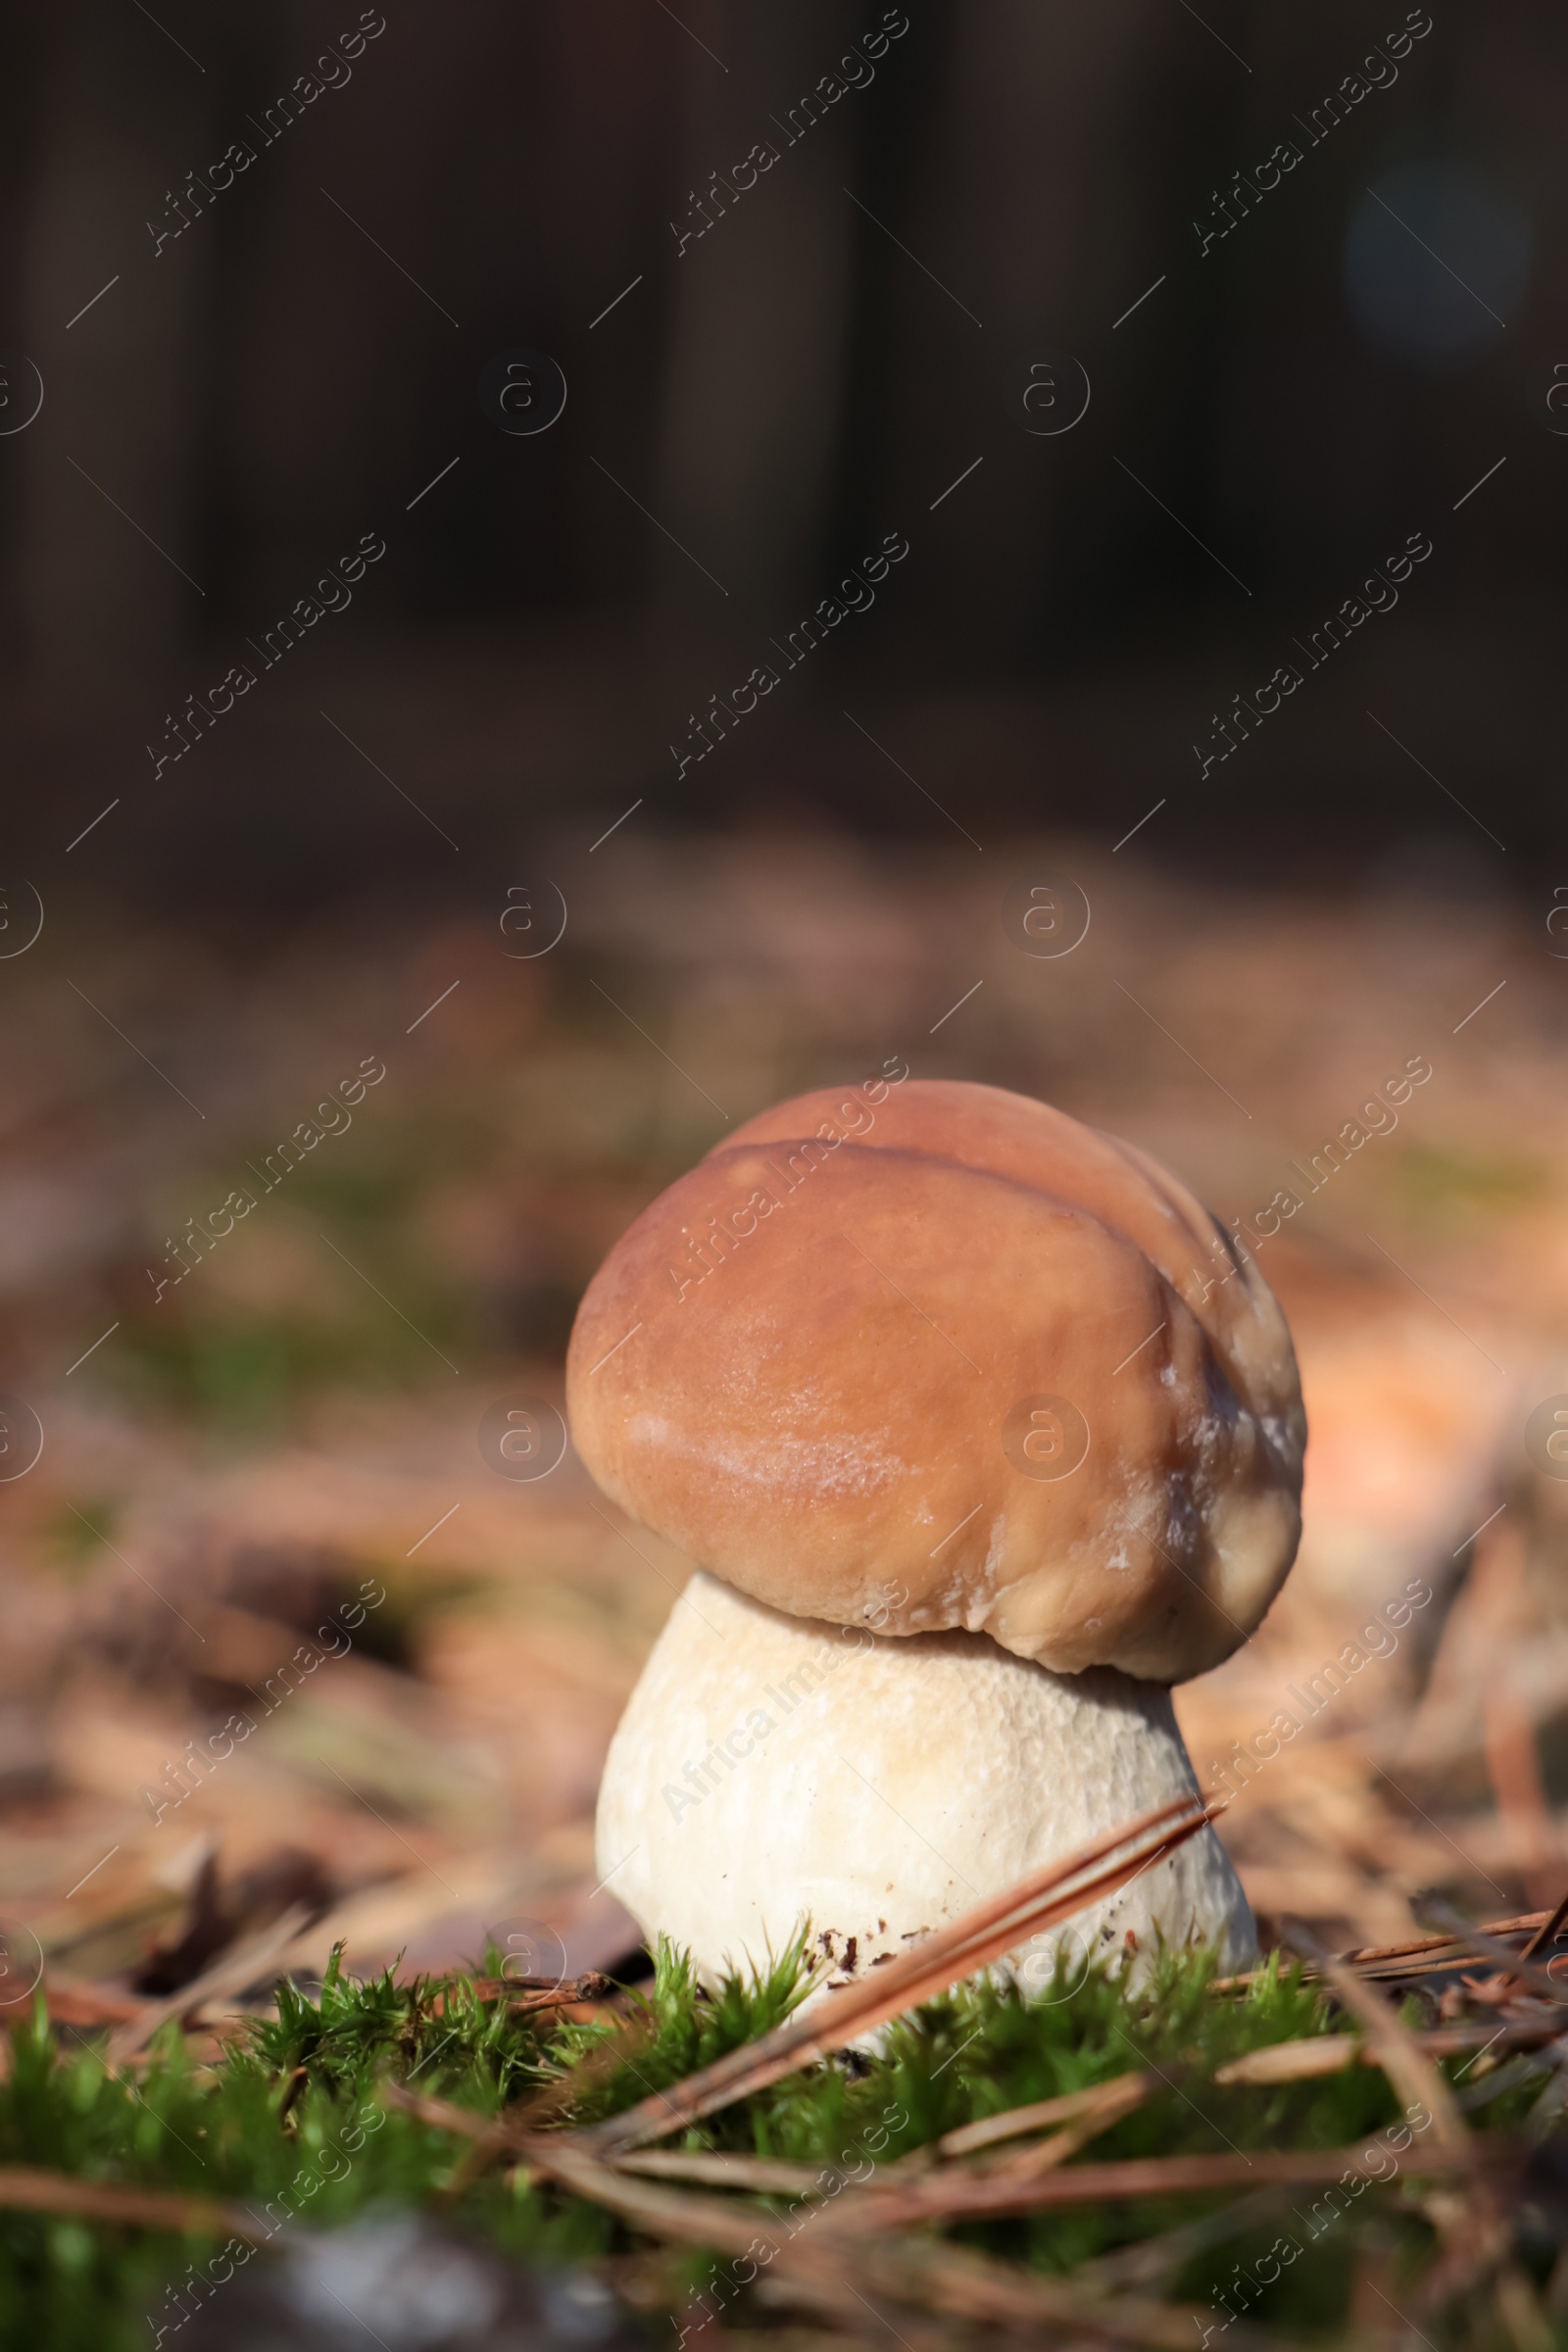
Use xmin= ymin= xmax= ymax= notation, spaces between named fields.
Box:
xmin=597 ymin=1571 xmax=1255 ymax=1993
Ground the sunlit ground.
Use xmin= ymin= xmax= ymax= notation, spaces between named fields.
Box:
xmin=3 ymin=830 xmax=1564 ymax=2003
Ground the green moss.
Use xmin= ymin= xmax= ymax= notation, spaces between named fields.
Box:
xmin=0 ymin=1940 xmax=1556 ymax=2349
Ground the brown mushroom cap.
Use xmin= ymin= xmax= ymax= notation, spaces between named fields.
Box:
xmin=566 ymin=1080 xmax=1305 ymax=1682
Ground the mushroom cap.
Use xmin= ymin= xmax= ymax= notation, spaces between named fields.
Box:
xmin=597 ymin=1570 xmax=1256 ymax=1986
xmin=566 ymin=1079 xmax=1305 ymax=1682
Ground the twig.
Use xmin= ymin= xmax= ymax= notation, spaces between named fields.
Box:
xmin=0 ymin=2164 xmax=268 ymax=2239
xmin=975 ymin=2076 xmax=1153 ymax=2180
xmin=831 ymin=2136 xmax=1499 ymax=2230
xmin=1344 ymin=1910 xmax=1556 ymax=1965
xmin=1518 ymin=1886 xmax=1568 ymax=1964
xmin=1215 ymin=2020 xmax=1562 ymax=2086
xmin=612 ymin=2149 xmax=843 ymax=2193
xmin=1211 ymin=1907 xmax=1561 ymax=1991
xmin=107 ymin=1905 xmax=314 ymax=2064
xmin=1413 ymin=1898 xmax=1568 ymax=2006
xmin=936 ymin=2071 xmax=1152 ymax=2158
xmin=461 ymin=1972 xmax=616 ymax=2010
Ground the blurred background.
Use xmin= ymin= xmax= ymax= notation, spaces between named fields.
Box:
xmin=2 ymin=0 xmax=1568 ymax=2006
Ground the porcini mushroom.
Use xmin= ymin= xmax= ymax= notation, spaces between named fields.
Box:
xmin=567 ymin=1080 xmax=1305 ymax=1987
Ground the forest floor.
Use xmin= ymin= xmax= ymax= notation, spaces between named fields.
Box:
xmin=2 ymin=833 xmax=1567 ymax=2339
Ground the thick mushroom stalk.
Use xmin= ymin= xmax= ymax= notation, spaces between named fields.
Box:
xmin=598 ymin=1571 xmax=1254 ymax=1987
xmin=569 ymin=1081 xmax=1305 ymax=1989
